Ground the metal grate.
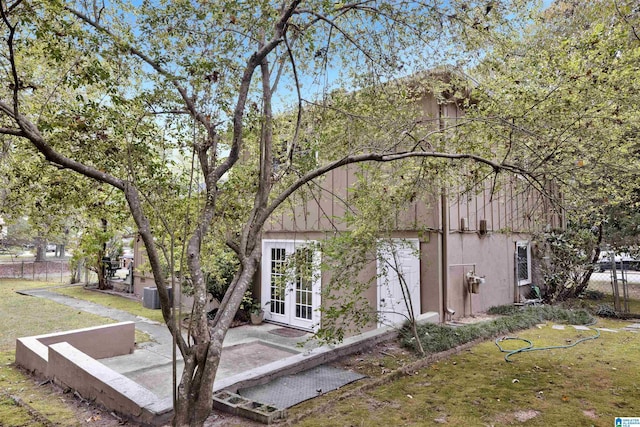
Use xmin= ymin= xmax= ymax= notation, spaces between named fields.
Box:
xmin=238 ymin=365 xmax=366 ymax=409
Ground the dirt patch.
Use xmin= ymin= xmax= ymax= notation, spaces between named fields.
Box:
xmin=363 ymin=396 xmax=401 ymax=411
xmin=492 ymin=409 xmax=540 ymax=424
xmin=514 ymin=409 xmax=540 ymax=422
xmin=203 ymin=412 xmax=263 ymax=427
xmin=583 ymin=409 xmax=598 ymax=419
xmin=9 ymin=378 xmax=130 ymax=427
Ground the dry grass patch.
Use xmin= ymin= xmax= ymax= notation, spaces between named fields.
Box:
xmin=0 ymin=350 xmax=82 ymax=426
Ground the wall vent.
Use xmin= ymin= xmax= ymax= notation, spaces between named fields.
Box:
xmin=479 ymin=219 xmax=488 ymax=235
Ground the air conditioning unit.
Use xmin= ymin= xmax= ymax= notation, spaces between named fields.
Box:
xmin=142 ymin=287 xmax=173 ymax=309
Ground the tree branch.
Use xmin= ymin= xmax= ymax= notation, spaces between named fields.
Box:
xmin=212 ymin=0 xmax=302 ymax=184
xmin=294 ymin=9 xmax=376 ymax=64
xmin=66 ymin=7 xmax=218 ymax=155
xmin=0 ymin=2 xmax=21 ymax=117
xmin=614 ymin=0 xmax=640 ymax=41
xmin=0 ymin=101 xmax=125 ymax=189
xmin=272 ymin=31 xmax=304 ymax=181
xmin=0 ymin=126 xmax=23 ymax=136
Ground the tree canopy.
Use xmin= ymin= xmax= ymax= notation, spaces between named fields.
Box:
xmin=466 ymin=0 xmax=640 ymax=225
xmin=1 ymin=0 xmax=639 ymax=425
xmin=457 ymin=0 xmax=640 ymax=299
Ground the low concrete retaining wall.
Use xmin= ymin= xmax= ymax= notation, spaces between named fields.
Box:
xmin=16 ymin=322 xmax=135 ymax=377
xmin=48 ymin=342 xmax=172 ymax=426
xmin=15 ymin=322 xmax=171 ymax=426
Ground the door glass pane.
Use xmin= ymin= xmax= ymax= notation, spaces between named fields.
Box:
xmin=270 ymin=248 xmax=286 ymax=315
xmin=294 ymin=248 xmax=313 ymax=320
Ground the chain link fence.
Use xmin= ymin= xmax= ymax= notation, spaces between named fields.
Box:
xmin=589 ymin=259 xmax=640 ymax=313
xmin=0 ymin=259 xmax=71 ymax=283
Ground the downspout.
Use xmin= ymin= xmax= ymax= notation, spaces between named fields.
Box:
xmin=441 ymin=190 xmax=454 ymax=321
xmin=514 ymin=245 xmax=519 ymax=303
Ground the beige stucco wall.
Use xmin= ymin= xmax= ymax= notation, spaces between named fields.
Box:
xmin=260 ymin=170 xmax=551 ymax=327
xmin=445 ymin=231 xmax=533 ymax=317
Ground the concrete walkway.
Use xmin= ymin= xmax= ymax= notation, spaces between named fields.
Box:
xmin=18 ymin=288 xmax=172 ymax=348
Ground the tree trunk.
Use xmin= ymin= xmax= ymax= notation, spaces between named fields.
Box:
xmin=172 ymin=342 xmax=223 ymax=426
xmin=97 ymin=251 xmax=109 ymax=290
xmin=97 ymin=219 xmax=109 ymax=290
xmin=572 ymin=223 xmax=603 ymax=298
xmin=34 ymin=237 xmax=46 ymax=261
xmin=59 ymin=228 xmax=69 ymax=259
xmin=611 ymin=258 xmax=621 ymax=311
xmin=171 ymin=260 xmax=258 ymax=426
xmin=70 ymin=257 xmax=83 ymax=284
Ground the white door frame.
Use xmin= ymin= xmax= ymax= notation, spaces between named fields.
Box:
xmin=261 ymin=240 xmax=321 ymax=331
xmin=376 ymin=238 xmax=421 ymax=328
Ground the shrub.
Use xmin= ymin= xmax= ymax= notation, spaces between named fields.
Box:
xmin=401 ymin=305 xmax=594 ymax=354
xmin=487 ymin=304 xmax=520 ymax=316
xmin=581 ymin=289 xmax=605 ymax=300
xmin=595 ymin=304 xmax=617 ymax=318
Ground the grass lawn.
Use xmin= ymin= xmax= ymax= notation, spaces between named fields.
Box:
xmin=291 ymin=317 xmax=640 ymax=426
xmin=0 ymin=250 xmax=30 ymax=261
xmin=0 ymin=279 xmax=121 ymax=426
xmin=0 ymin=280 xmax=119 ymax=351
xmin=0 ymin=251 xmax=59 ymax=261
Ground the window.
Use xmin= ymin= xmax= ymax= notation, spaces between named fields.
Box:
xmin=516 ymin=241 xmax=531 ymax=286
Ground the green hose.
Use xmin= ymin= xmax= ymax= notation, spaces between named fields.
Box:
xmin=495 ymin=324 xmax=601 ymax=362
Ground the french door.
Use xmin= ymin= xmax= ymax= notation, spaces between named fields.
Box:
xmin=261 ymin=240 xmax=321 ymax=331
